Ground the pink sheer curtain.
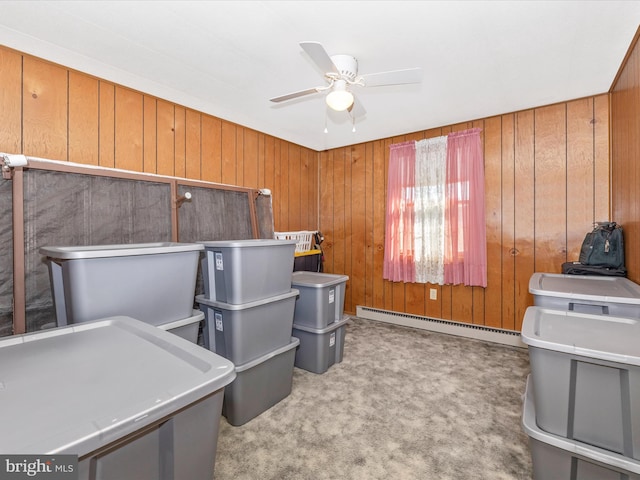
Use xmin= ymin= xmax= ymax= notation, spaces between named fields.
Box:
xmin=443 ymin=129 xmax=487 ymax=287
xmin=383 ymin=141 xmax=416 ymax=282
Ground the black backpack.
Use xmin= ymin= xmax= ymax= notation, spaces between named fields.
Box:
xmin=578 ymin=222 xmax=625 ymax=268
xmin=562 ymin=222 xmax=626 ymax=276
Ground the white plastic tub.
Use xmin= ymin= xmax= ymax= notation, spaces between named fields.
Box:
xmin=198 ymin=239 xmax=297 ymax=304
xmin=523 ymin=375 xmax=640 ymax=480
xmin=0 ymin=316 xmax=236 ymax=480
xmin=529 ymin=272 xmax=640 ymax=317
xmin=40 ymin=242 xmax=204 ymax=327
xmin=521 ymin=306 xmax=640 ymax=458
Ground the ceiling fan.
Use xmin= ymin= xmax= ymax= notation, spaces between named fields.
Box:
xmin=270 ymin=41 xmax=423 ymax=119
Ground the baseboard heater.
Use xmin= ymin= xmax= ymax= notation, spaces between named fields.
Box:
xmin=356 ymin=306 xmax=525 ymax=348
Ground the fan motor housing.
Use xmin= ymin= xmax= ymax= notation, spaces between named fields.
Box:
xmin=330 ymin=54 xmax=358 ymax=81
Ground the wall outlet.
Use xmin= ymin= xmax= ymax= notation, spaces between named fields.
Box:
xmin=429 ymin=288 xmax=437 ymax=300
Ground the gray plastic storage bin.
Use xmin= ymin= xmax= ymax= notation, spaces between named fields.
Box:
xmin=0 ymin=316 xmax=236 ymax=480
xmin=523 ymin=376 xmax=640 ymax=480
xmin=157 ymin=309 xmax=204 ymax=343
xmin=199 ymin=239 xmax=297 ymax=304
xmin=223 ymin=337 xmax=299 ymax=426
xmin=40 ymin=242 xmax=204 ymax=327
xmin=521 ymin=306 xmax=640 ymax=458
xmin=292 ymin=315 xmax=349 ymax=374
xmin=529 ymin=272 xmax=640 ymax=317
xmin=197 ymin=289 xmax=299 ymax=365
xmin=291 ymin=271 xmax=349 ymax=328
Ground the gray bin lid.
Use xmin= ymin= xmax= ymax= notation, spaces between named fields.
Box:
xmin=292 ymin=315 xmax=351 ymax=335
xmin=291 ymin=271 xmax=349 ymax=288
xmin=522 ymin=375 xmax=640 ymax=474
xmin=528 ymin=272 xmax=640 ymax=304
xmin=0 ymin=317 xmax=236 ymax=455
xmin=40 ymin=242 xmax=204 ymax=259
xmin=195 ymin=289 xmax=299 ymax=310
xmin=521 ymin=306 xmax=640 ymax=366
xmin=197 ymin=239 xmax=297 ymax=248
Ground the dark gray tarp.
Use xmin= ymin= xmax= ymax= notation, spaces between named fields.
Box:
xmin=0 ymin=179 xmax=13 ymax=337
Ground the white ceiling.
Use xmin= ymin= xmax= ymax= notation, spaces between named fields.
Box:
xmin=1 ymin=1 xmax=639 ymax=152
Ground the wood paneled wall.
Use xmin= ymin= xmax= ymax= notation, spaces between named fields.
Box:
xmin=611 ymin=29 xmax=640 ymax=284
xmin=0 ymin=45 xmax=613 ymax=331
xmin=320 ymin=97 xmax=610 ymax=330
xmin=0 ymin=46 xmax=318 ymax=234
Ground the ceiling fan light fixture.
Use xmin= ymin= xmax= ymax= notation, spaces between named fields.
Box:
xmin=325 ymin=80 xmax=354 ymax=111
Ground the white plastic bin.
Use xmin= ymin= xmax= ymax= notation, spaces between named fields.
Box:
xmin=223 ymin=337 xmax=299 ymax=426
xmin=157 ymin=309 xmax=204 ymax=344
xmin=521 ymin=306 xmax=640 ymax=458
xmin=292 ymin=315 xmax=349 ymax=374
xmin=0 ymin=316 xmax=236 ymax=480
xmin=291 ymin=271 xmax=349 ymax=328
xmin=197 ymin=289 xmax=298 ymax=365
xmin=198 ymin=239 xmax=296 ymax=304
xmin=40 ymin=242 xmax=204 ymax=327
xmin=523 ymin=375 xmax=640 ymax=480
xmin=529 ymin=272 xmax=640 ymax=317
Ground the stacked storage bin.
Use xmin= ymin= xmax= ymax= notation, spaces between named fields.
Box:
xmin=40 ymin=242 xmax=207 ymax=343
xmin=521 ymin=273 xmax=640 ymax=479
xmin=196 ymin=239 xmax=299 ymax=426
xmin=290 ymin=271 xmax=349 ymax=374
xmin=0 ymin=317 xmax=236 ymax=480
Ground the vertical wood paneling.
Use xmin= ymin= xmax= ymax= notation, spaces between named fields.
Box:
xmin=364 ymin=142 xmax=374 ymax=307
xmin=566 ymin=98 xmax=595 ymax=260
xmin=221 ymin=121 xmax=236 ymax=185
xmin=236 ymin=127 xmax=245 ymax=186
xmin=484 ymin=116 xmax=503 ymax=328
xmin=1 ymin=44 xmax=613 ymax=327
xmin=156 ymin=100 xmax=175 ymax=176
xmin=514 ymin=110 xmax=535 ymax=331
xmin=372 ymin=140 xmax=386 ymax=310
xmin=115 ymin=86 xmax=143 ymax=172
xmin=347 ymin=144 xmax=363 ymax=314
xmin=185 ymin=109 xmax=201 ymax=180
xmin=143 ymin=96 xmax=157 ymax=174
xmin=201 ymin=115 xmax=222 ymax=183
xmin=0 ymin=48 xmax=22 ymax=153
xmin=273 ymin=139 xmax=283 ymax=229
xmin=289 ymin=144 xmax=301 ymax=229
xmin=243 ymin=129 xmax=258 ymax=188
xmin=319 ymin=150 xmax=333 ymax=271
xmin=263 ymin=136 xmax=276 ymax=195
xmin=534 ymin=104 xmax=567 ymax=274
xmin=68 ymin=72 xmax=99 ymax=165
xmin=612 ymin=29 xmax=640 ymax=283
xmin=23 ymin=57 xmax=67 ymax=161
xmin=333 ymin=148 xmax=346 ymax=283
xmin=593 ymin=95 xmax=609 ymax=222
xmin=501 ymin=114 xmax=517 ymax=330
xmin=174 ymin=106 xmax=186 ymax=178
xmin=99 ymin=82 xmax=115 ymax=168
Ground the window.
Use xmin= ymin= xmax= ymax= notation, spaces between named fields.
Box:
xmin=383 ymin=129 xmax=486 ymax=287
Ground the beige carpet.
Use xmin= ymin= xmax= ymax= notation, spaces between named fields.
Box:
xmin=214 ymin=317 xmax=532 ymax=480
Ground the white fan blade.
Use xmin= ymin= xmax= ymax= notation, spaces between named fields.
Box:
xmin=348 ymin=98 xmax=366 ymax=119
xmin=361 ymin=67 xmax=423 ymax=87
xmin=270 ymin=87 xmax=320 ymax=103
xmin=300 ymin=41 xmax=339 ymax=74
